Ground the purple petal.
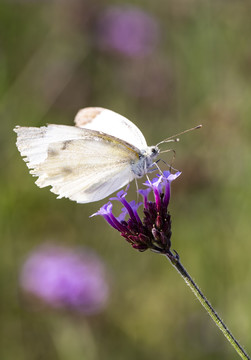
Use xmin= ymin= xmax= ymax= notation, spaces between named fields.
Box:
xmin=110 ymin=189 xmax=127 ymax=201
xmin=127 ymin=200 xmax=142 ymax=223
xmin=163 ymin=181 xmax=171 ymax=208
xmin=116 ymin=207 xmax=128 ymax=222
xmin=143 ymin=175 xmax=160 ymax=188
xmin=162 ymin=171 xmax=181 ymax=207
xmin=91 ymin=202 xmax=125 ymax=232
xmin=143 ymin=176 xmax=162 ymax=210
xmin=128 ymin=200 xmax=142 ymax=213
xmin=138 ymin=188 xmax=151 ymax=208
xmin=163 ymin=170 xmax=181 ymax=182
xmin=91 ymin=202 xmax=113 ymax=218
xmin=116 ymin=200 xmax=142 ymax=222
xmin=111 ymin=190 xmax=140 ymax=223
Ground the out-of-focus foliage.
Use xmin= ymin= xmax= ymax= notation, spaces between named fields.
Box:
xmin=1 ymin=1 xmax=251 ymax=359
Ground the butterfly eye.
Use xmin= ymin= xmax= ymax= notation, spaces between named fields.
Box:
xmin=151 ymin=147 xmax=158 ymax=156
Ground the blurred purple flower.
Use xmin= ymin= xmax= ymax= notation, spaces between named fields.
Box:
xmin=96 ymin=6 xmax=160 ymax=57
xmin=92 ymin=171 xmax=181 ymax=253
xmin=20 ymin=245 xmax=109 ymax=315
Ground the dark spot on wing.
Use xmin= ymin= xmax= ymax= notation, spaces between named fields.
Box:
xmin=48 ymin=148 xmax=59 ymax=157
xmin=62 ymin=167 xmax=72 ymax=175
xmin=61 ymin=140 xmax=72 ymax=150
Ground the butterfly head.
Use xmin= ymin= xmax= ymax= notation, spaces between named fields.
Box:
xmin=132 ymin=145 xmax=159 ymax=178
xmin=149 ymin=145 xmax=159 ymax=158
xmin=139 ymin=145 xmax=159 ymax=163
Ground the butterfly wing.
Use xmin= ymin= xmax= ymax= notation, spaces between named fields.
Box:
xmin=74 ymin=107 xmax=148 ymax=149
xmin=14 ymin=124 xmax=139 ymax=203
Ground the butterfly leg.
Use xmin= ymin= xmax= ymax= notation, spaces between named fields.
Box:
xmin=159 ymin=158 xmax=179 ymax=173
xmin=161 ymin=149 xmax=176 ymax=171
xmin=158 ymin=148 xmax=180 ymax=172
xmin=134 ymin=178 xmax=139 ymax=202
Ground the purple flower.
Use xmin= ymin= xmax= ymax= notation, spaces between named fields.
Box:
xmin=92 ymin=171 xmax=181 ymax=253
xmin=96 ymin=6 xmax=159 ymax=57
xmin=20 ymin=245 xmax=109 ymax=315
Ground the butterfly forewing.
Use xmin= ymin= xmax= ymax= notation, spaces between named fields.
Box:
xmin=14 ymin=124 xmax=139 ymax=203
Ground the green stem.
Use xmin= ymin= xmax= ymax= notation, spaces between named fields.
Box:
xmin=165 ymin=250 xmax=250 ymax=360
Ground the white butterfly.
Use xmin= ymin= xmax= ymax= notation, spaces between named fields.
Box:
xmin=14 ymin=107 xmax=160 ymax=203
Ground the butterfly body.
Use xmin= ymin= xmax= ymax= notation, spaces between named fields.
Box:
xmin=14 ymin=108 xmax=159 ymax=203
xmin=131 ymin=146 xmax=159 ymax=177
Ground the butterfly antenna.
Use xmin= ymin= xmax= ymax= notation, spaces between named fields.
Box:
xmin=157 ymin=124 xmax=202 ymax=146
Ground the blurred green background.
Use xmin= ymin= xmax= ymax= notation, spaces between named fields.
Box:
xmin=1 ymin=0 xmax=251 ymax=359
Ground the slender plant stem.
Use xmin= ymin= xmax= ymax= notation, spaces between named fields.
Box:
xmin=165 ymin=250 xmax=250 ymax=360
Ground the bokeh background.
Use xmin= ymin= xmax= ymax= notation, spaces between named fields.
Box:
xmin=1 ymin=0 xmax=251 ymax=359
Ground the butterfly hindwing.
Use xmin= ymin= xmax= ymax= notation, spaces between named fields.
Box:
xmin=74 ymin=107 xmax=147 ymax=149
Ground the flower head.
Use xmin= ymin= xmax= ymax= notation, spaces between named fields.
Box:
xmin=96 ymin=6 xmax=159 ymax=57
xmin=20 ymin=245 xmax=110 ymax=315
xmin=92 ymin=171 xmax=181 ymax=253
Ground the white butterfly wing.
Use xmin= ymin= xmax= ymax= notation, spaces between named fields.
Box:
xmin=74 ymin=107 xmax=148 ymax=149
xmin=14 ymin=125 xmax=139 ymax=203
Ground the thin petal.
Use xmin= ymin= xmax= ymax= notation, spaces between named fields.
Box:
xmin=128 ymin=200 xmax=142 ymax=223
xmin=91 ymin=202 xmax=126 ymax=232
xmin=116 ymin=207 xmax=128 ymax=222
xmin=138 ymin=188 xmax=151 ymax=208
xmin=110 ymin=189 xmax=127 ymax=201
xmin=163 ymin=170 xmax=181 ymax=182
xmin=90 ymin=202 xmax=113 ymax=217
